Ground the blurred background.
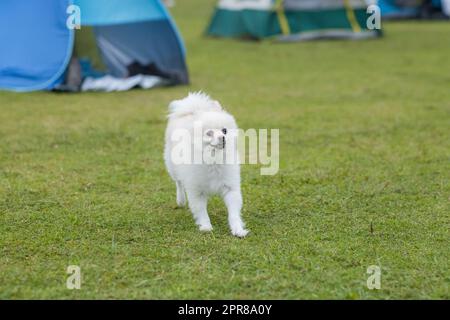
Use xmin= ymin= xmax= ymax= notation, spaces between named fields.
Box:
xmin=0 ymin=0 xmax=449 ymax=299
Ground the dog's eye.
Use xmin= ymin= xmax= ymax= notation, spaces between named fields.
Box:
xmin=222 ymin=128 xmax=227 ymax=135
xmin=206 ymin=130 xmax=214 ymax=137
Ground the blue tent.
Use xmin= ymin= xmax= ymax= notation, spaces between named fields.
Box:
xmin=378 ymin=0 xmax=450 ymax=19
xmin=0 ymin=0 xmax=188 ymax=92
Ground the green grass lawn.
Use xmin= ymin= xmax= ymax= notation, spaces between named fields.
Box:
xmin=0 ymin=0 xmax=449 ymax=299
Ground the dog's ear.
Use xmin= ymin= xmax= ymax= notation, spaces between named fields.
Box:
xmin=203 ymin=129 xmax=214 ymax=143
xmin=212 ymin=100 xmax=223 ymax=110
xmin=168 ymin=99 xmax=195 ymax=118
xmin=168 ymin=100 xmax=182 ymax=113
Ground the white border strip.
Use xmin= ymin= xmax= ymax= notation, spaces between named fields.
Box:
xmin=217 ymin=0 xmax=371 ymax=11
xmin=217 ymin=0 xmax=274 ymax=10
xmin=283 ymin=0 xmax=369 ymax=10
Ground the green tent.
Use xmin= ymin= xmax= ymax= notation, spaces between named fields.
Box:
xmin=207 ymin=0 xmax=381 ymax=41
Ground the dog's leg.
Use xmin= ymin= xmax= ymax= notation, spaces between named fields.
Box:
xmin=223 ymin=190 xmax=248 ymax=238
xmin=186 ymin=191 xmax=212 ymax=232
xmin=176 ymin=181 xmax=186 ymax=207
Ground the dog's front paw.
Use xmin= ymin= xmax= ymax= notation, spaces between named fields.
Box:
xmin=198 ymin=223 xmax=213 ymax=232
xmin=231 ymin=228 xmax=249 ymax=238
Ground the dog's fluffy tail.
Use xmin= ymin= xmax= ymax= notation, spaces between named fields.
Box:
xmin=168 ymin=92 xmax=222 ymax=118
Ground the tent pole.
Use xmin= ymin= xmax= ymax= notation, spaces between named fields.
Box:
xmin=275 ymin=0 xmax=290 ymax=35
xmin=343 ymin=0 xmax=362 ymax=33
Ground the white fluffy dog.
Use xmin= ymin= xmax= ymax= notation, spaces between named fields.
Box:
xmin=164 ymin=92 xmax=249 ymax=237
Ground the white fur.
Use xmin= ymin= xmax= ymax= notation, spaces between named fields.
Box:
xmin=164 ymin=92 xmax=249 ymax=237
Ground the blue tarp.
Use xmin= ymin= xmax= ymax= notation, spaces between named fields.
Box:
xmin=378 ymin=0 xmax=447 ymax=18
xmin=0 ymin=0 xmax=187 ymax=92
xmin=378 ymin=0 xmax=420 ymax=18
